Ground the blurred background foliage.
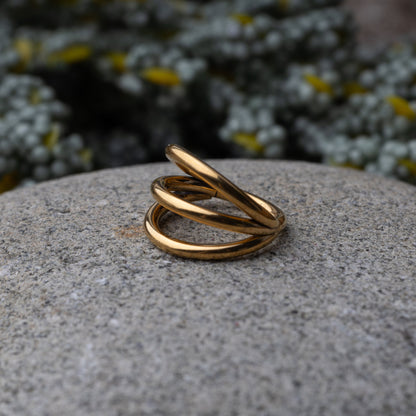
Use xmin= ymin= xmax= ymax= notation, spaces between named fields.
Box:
xmin=0 ymin=0 xmax=416 ymax=194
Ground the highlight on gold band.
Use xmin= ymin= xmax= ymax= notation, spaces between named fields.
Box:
xmin=144 ymin=145 xmax=286 ymax=260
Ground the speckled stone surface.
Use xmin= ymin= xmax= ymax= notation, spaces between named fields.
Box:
xmin=0 ymin=160 xmax=416 ymax=416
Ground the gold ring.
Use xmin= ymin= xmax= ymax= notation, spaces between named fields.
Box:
xmin=144 ymin=145 xmax=286 ymax=260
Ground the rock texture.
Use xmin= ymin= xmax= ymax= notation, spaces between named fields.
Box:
xmin=0 ymin=160 xmax=415 ymax=416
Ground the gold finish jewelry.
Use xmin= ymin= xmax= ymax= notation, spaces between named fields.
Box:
xmin=144 ymin=145 xmax=286 ymax=260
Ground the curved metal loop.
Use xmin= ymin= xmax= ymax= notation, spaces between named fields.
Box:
xmin=144 ymin=145 xmax=286 ymax=260
xmin=165 ymin=145 xmax=280 ymax=229
xmin=151 ymin=175 xmax=285 ymax=236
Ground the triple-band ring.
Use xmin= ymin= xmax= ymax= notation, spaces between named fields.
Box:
xmin=144 ymin=145 xmax=286 ymax=260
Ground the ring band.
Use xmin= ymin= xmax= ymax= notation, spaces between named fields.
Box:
xmin=165 ymin=144 xmax=280 ymax=229
xmin=144 ymin=145 xmax=286 ymax=260
xmin=151 ymin=176 xmax=284 ymax=236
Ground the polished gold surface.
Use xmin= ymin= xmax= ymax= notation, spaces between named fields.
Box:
xmin=165 ymin=144 xmax=280 ymax=229
xmin=144 ymin=145 xmax=286 ymax=260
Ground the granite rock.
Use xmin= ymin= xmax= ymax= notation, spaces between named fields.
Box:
xmin=0 ymin=160 xmax=415 ymax=416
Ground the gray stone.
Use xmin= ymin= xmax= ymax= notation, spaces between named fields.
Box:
xmin=0 ymin=160 xmax=415 ymax=416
